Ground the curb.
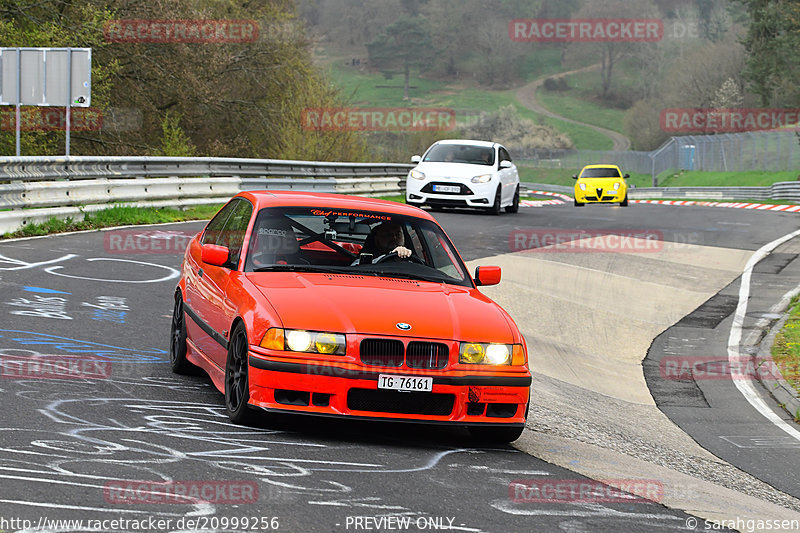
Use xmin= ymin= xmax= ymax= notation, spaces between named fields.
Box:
xmin=521 ymin=190 xmax=570 ymax=207
xmin=632 ymin=199 xmax=800 ymax=212
xmin=756 ymin=309 xmax=800 ymax=422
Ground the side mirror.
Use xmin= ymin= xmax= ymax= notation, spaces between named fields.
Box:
xmin=411 ymin=155 xmax=421 ymax=163
xmin=499 ymin=160 xmax=513 ymax=169
xmin=474 ymin=266 xmax=501 ymax=286
xmin=572 ymin=174 xmax=578 ymax=179
xmin=201 ymin=244 xmax=230 ymax=267
xmin=624 ymin=173 xmax=630 ymax=179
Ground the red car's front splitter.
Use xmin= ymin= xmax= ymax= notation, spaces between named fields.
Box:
xmin=247 ymin=355 xmax=531 ymax=426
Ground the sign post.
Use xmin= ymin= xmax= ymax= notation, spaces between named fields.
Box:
xmin=0 ymin=47 xmax=92 ymax=155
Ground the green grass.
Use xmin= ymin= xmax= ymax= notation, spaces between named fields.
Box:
xmin=771 ymin=296 xmax=800 ymax=397
xmin=327 ymin=63 xmax=615 ymax=150
xmin=657 ymin=170 xmax=800 ymax=187
xmin=537 ymin=86 xmax=627 ymax=136
xmin=1 ymin=204 xmax=223 ymax=240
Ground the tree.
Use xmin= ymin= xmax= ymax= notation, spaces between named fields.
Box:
xmin=735 ymin=0 xmax=800 ymax=106
xmin=366 ymin=16 xmax=435 ymax=100
xmin=565 ymin=0 xmax=659 ymax=100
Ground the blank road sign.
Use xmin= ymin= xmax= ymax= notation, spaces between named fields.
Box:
xmin=0 ymin=47 xmax=91 ymax=107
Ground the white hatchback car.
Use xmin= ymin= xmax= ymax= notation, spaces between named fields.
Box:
xmin=405 ymin=140 xmax=520 ymax=214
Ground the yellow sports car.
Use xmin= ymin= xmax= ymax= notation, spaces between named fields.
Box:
xmin=573 ymin=164 xmax=629 ymax=207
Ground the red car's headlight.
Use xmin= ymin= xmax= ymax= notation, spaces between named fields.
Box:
xmin=260 ymin=328 xmax=346 ymax=355
xmin=459 ymin=343 xmax=526 ymax=366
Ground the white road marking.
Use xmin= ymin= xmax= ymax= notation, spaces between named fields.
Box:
xmin=728 ymin=229 xmax=800 ymax=442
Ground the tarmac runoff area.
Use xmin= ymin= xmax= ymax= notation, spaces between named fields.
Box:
xmin=467 ymin=236 xmax=800 ymax=531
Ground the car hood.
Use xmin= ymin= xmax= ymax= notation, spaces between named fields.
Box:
xmin=414 ymin=162 xmax=495 ymax=180
xmin=246 ymin=272 xmax=515 ymax=342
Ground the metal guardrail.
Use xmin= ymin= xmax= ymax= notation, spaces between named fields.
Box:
xmin=529 ymin=181 xmax=800 ymax=202
xmin=0 ymin=156 xmax=414 ymax=234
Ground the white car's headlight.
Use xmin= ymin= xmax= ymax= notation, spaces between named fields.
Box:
xmin=471 ymin=174 xmax=493 ymax=183
xmin=409 ymin=170 xmax=426 ymax=180
xmin=578 ymin=183 xmax=587 ymax=191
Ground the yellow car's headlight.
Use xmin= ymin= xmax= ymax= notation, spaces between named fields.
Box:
xmin=578 ymin=182 xmax=587 ymax=191
xmin=612 ymin=182 xmax=621 ymax=190
xmin=261 ymin=328 xmax=346 ymax=355
xmin=459 ymin=343 xmax=526 ymax=366
xmin=409 ymin=170 xmax=426 ymax=180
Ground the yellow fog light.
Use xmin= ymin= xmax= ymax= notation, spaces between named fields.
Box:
xmin=485 ymin=344 xmax=510 ymax=365
xmin=260 ymin=328 xmax=285 ymax=350
xmin=460 ymin=343 xmax=486 ymax=364
xmin=315 ymin=332 xmax=344 ymax=354
xmin=286 ymin=330 xmax=313 ymax=352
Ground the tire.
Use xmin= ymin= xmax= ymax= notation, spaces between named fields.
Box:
xmin=487 ymin=187 xmax=502 ymax=216
xmin=620 ymin=194 xmax=628 ymax=207
xmin=573 ymin=198 xmax=584 ymax=207
xmin=505 ymin=185 xmax=519 ymax=213
xmin=468 ymin=425 xmax=525 ymax=443
xmin=169 ymin=294 xmax=192 ymax=374
xmin=225 ymin=322 xmax=253 ymax=424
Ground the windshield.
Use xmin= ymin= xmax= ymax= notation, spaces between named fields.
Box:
xmin=423 ymin=144 xmax=495 ymax=166
xmin=580 ymin=167 xmax=622 ymax=178
xmin=244 ymin=207 xmax=472 ymax=286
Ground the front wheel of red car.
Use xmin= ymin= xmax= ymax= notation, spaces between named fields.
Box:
xmin=169 ymin=294 xmax=192 ymax=375
xmin=225 ymin=323 xmax=253 ymax=424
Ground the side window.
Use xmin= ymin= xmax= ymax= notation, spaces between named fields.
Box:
xmin=201 ymin=200 xmax=238 ymax=246
xmin=499 ymin=147 xmax=511 ymax=163
xmin=219 ymin=200 xmax=253 ymax=268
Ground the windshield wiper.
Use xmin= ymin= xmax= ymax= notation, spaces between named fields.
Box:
xmin=252 ymin=264 xmax=345 ymax=274
xmin=370 ymin=270 xmax=447 ymax=283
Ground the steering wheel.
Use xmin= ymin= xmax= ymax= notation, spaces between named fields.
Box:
xmin=374 ymin=252 xmax=425 ymax=265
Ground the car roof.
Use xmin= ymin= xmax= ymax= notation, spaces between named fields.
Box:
xmin=580 ymin=164 xmax=622 ymax=170
xmin=433 ymin=139 xmax=499 ymax=148
xmin=234 ymin=190 xmax=437 ymax=220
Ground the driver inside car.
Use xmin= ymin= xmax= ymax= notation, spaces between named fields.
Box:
xmin=353 ymin=222 xmax=412 ymax=265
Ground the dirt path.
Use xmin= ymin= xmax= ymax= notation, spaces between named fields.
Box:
xmin=515 ymin=64 xmax=631 ymax=151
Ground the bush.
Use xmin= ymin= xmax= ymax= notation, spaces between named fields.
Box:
xmin=460 ymin=105 xmax=573 ymax=151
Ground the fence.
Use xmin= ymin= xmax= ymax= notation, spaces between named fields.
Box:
xmin=516 ymin=130 xmax=800 ymax=185
xmin=0 ymin=156 xmax=413 ymax=234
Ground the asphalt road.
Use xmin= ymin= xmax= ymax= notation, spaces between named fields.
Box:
xmin=2 ymin=200 xmax=798 ymax=532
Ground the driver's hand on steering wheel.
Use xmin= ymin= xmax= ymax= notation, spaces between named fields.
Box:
xmin=392 ymin=245 xmax=412 ymax=259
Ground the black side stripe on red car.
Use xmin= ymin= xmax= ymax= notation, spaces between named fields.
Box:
xmin=248 ymin=358 xmax=532 ymax=387
xmin=183 ymin=303 xmax=229 ymax=351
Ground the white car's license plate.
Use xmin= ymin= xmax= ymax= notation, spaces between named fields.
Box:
xmin=433 ymin=185 xmax=460 ymax=193
xmin=378 ymin=374 xmax=433 ymax=392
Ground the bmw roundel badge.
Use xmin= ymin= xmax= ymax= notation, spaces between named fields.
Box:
xmin=396 ymin=322 xmax=412 ymax=331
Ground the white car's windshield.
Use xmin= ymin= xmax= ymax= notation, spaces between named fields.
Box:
xmin=245 ymin=207 xmax=472 ymax=286
xmin=423 ymin=144 xmax=495 ymax=166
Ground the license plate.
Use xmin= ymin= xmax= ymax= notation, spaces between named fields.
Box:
xmin=433 ymin=185 xmax=460 ymax=193
xmin=378 ymin=374 xmax=433 ymax=392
